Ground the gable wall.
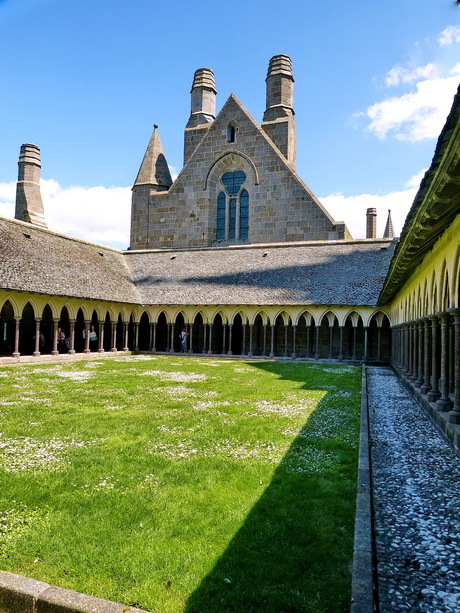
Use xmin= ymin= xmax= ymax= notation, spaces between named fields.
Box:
xmin=131 ymin=98 xmax=349 ymax=250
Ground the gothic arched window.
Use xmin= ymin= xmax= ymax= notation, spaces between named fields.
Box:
xmin=227 ymin=123 xmax=236 ymax=143
xmin=217 ymin=171 xmax=249 ymax=241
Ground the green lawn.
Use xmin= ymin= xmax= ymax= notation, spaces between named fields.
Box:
xmin=0 ymin=356 xmax=361 ymax=613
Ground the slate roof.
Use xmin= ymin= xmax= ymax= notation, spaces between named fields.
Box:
xmin=379 ymin=84 xmax=460 ymax=304
xmin=0 ymin=216 xmax=395 ymax=307
xmin=125 ymin=240 xmax=396 ymax=307
xmin=0 ymin=217 xmax=139 ymax=304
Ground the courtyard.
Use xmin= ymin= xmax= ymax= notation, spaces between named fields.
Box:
xmin=0 ymin=356 xmax=361 ymax=613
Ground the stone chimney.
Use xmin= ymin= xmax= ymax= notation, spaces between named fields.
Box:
xmin=184 ymin=68 xmax=217 ymax=164
xmin=262 ymin=54 xmax=296 ymax=167
xmin=366 ymin=207 xmax=377 ymax=239
xmin=15 ymin=143 xmax=47 ymax=228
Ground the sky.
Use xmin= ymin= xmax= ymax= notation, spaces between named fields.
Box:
xmin=0 ymin=0 xmax=459 ymax=249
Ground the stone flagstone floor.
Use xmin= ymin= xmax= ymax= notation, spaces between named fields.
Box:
xmin=368 ymin=366 xmax=460 ymax=613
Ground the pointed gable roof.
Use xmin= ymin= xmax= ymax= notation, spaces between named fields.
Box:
xmin=170 ymin=92 xmax=348 ymax=233
xmin=383 ymin=210 xmax=394 ymax=238
xmin=134 ymin=125 xmax=172 ymax=188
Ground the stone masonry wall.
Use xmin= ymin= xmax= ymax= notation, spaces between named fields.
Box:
xmin=130 ymin=96 xmax=348 ymax=250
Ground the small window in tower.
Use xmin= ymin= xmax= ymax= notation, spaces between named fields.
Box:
xmin=227 ymin=123 xmax=236 ymax=143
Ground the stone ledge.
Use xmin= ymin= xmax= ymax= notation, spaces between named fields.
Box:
xmin=0 ymin=571 xmax=149 ymax=613
xmin=350 ymin=366 xmax=377 ymax=613
xmin=392 ymin=368 xmax=460 ymax=457
xmin=0 ymin=351 xmax=131 ymax=366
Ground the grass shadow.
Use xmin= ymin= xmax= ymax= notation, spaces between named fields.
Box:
xmin=183 ymin=364 xmax=359 ymax=613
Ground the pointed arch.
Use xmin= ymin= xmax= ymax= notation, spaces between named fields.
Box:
xmin=0 ymin=300 xmax=15 ymax=356
xmin=343 ymin=311 xmax=364 ymax=360
xmin=251 ymin=309 xmax=269 ymax=326
xmin=204 ymin=151 xmax=259 ymax=191
xmin=442 ymin=268 xmax=450 ymax=310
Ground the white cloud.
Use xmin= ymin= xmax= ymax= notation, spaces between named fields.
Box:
xmin=365 ymin=76 xmax=459 ymax=141
xmin=405 ymin=168 xmax=427 ymax=189
xmin=0 ymin=179 xmax=131 ymax=249
xmin=360 ymin=27 xmax=460 ymax=142
xmin=438 ymin=25 xmax=460 ymax=47
xmin=384 ymin=63 xmax=437 ymax=87
xmin=320 ymin=187 xmax=417 ymax=240
xmin=0 ymin=181 xmax=16 ymax=218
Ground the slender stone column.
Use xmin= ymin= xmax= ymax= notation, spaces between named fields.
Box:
xmin=420 ymin=318 xmax=432 ymax=394
xmin=284 ymin=324 xmax=288 ymax=357
xmin=410 ymin=322 xmax=418 ymax=381
xmin=448 ymin=309 xmax=460 ymax=423
xmin=133 ymin=323 xmax=139 ymax=351
xmin=152 ymin=322 xmax=157 ymax=352
xmin=248 ymin=324 xmax=253 ymax=358
xmin=111 ymin=322 xmax=117 ymax=352
xmin=188 ymin=323 xmax=193 ymax=354
xmin=98 ymin=320 xmax=105 ymax=353
xmin=208 ymin=323 xmax=213 ymax=354
xmin=262 ymin=324 xmax=267 ymax=356
xmin=269 ymin=324 xmax=275 ymax=358
xmin=306 ymin=325 xmax=311 ymax=358
xmin=392 ymin=325 xmax=398 ymax=365
xmin=406 ymin=323 xmax=412 ymax=373
xmin=351 ymin=325 xmax=357 ymax=361
xmin=449 ymin=316 xmax=455 ymax=394
xmin=436 ymin=312 xmax=453 ymax=411
xmin=427 ymin=316 xmax=441 ymax=401
xmin=377 ymin=325 xmax=382 ymax=362
xmin=12 ymin=316 xmax=20 ymax=358
xmin=406 ymin=323 xmax=412 ymax=376
xmin=51 ymin=318 xmax=59 ymax=355
xmin=84 ymin=321 xmax=91 ymax=354
xmin=123 ymin=323 xmax=129 ymax=352
xmin=328 ymin=324 xmax=333 ymax=359
xmin=169 ymin=322 xmax=174 ymax=353
xmin=401 ymin=325 xmax=408 ymax=372
xmin=415 ymin=321 xmax=424 ymax=388
xmin=291 ymin=325 xmax=297 ymax=359
xmin=68 ymin=320 xmax=76 ymax=354
xmin=242 ymin=323 xmax=247 ymax=356
xmin=400 ymin=325 xmax=405 ymax=367
xmin=315 ymin=325 xmax=321 ymax=360
xmin=222 ymin=324 xmax=227 ymax=355
xmin=202 ymin=323 xmax=207 ymax=354
xmin=338 ymin=326 xmax=344 ymax=361
xmin=227 ymin=324 xmax=233 ymax=356
xmin=363 ymin=326 xmax=369 ymax=362
xmin=33 ymin=318 xmax=41 ymax=356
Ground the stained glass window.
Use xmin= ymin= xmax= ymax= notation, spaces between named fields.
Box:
xmin=217 ymin=171 xmax=249 ymax=241
xmin=217 ymin=191 xmax=226 ymax=240
xmin=222 ymin=171 xmax=246 ymax=196
xmin=240 ymin=189 xmax=249 ymax=239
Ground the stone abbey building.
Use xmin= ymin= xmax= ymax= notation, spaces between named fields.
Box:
xmin=1 ymin=56 xmax=459 ymax=437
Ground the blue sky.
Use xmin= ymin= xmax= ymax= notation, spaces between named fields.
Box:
xmin=0 ymin=0 xmax=459 ymax=248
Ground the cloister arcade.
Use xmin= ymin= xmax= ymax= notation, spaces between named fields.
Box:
xmin=387 ymin=241 xmax=460 ymax=425
xmin=0 ymin=293 xmax=391 ymax=363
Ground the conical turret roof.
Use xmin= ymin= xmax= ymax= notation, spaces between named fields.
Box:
xmin=134 ymin=125 xmax=173 ymax=188
xmin=383 ymin=210 xmax=395 ymax=238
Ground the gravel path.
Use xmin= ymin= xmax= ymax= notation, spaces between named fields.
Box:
xmin=367 ymin=366 xmax=460 ymax=613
